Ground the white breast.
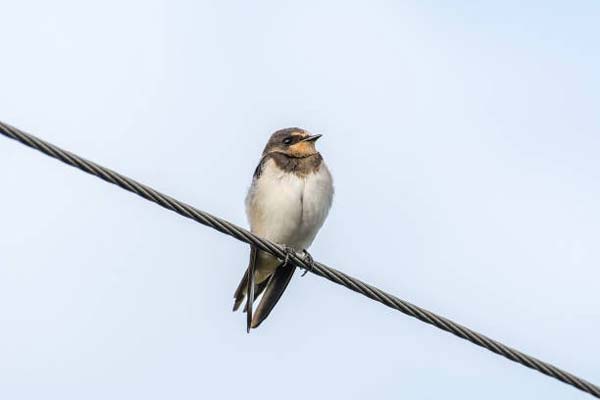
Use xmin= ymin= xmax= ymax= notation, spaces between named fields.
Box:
xmin=245 ymin=159 xmax=334 ymax=250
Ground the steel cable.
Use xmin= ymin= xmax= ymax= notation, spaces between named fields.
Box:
xmin=1 ymin=120 xmax=598 ymax=398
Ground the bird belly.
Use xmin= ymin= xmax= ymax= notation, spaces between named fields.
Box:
xmin=246 ymin=160 xmax=306 ymax=247
xmin=245 ymin=160 xmax=333 ymax=281
xmin=296 ymin=164 xmax=334 ymax=249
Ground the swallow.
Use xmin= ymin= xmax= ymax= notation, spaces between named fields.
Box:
xmin=233 ymin=128 xmax=334 ymax=331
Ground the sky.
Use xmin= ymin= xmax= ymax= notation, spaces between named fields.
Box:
xmin=1 ymin=1 xmax=599 ymax=399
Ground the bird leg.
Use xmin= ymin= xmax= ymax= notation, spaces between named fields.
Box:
xmin=279 ymin=246 xmax=314 ymax=276
xmin=280 ymin=245 xmax=296 ymax=268
xmin=300 ymin=249 xmax=315 ymax=277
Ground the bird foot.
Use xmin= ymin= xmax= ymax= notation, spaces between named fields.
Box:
xmin=300 ymin=249 xmax=315 ymax=277
xmin=281 ymin=245 xmax=296 ymax=268
xmin=279 ymin=246 xmax=314 ymax=276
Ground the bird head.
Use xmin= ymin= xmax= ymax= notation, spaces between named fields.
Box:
xmin=263 ymin=128 xmax=322 ymax=158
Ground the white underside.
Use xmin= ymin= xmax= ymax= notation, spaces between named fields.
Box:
xmin=245 ymin=158 xmax=334 ymax=281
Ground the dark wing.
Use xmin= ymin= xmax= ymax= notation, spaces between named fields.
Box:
xmin=245 ymin=246 xmax=257 ymax=333
xmin=233 ymin=152 xmax=270 ymax=314
xmin=232 ymin=267 xmax=268 ymax=312
xmin=253 ymin=154 xmax=272 ymax=180
xmin=250 ymin=264 xmax=296 ymax=329
xmin=233 ymin=153 xmax=291 ymax=330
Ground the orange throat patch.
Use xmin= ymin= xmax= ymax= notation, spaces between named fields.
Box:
xmin=288 ymin=140 xmax=317 ymax=158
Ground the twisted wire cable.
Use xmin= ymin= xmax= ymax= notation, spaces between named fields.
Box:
xmin=1 ymin=120 xmax=598 ymax=398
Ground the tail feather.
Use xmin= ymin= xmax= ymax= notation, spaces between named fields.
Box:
xmin=232 ymin=269 xmax=248 ymax=311
xmin=233 ymin=248 xmax=269 ymax=312
xmin=251 ymin=264 xmax=296 ymax=329
xmin=241 ymin=279 xmax=269 ymax=313
xmin=246 ymin=247 xmax=257 ymax=332
xmin=233 ymin=246 xmax=296 ymax=330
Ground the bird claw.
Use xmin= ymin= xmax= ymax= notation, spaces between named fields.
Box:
xmin=279 ymin=246 xmax=314 ymax=276
xmin=281 ymin=245 xmax=296 ymax=268
xmin=300 ymin=249 xmax=314 ymax=277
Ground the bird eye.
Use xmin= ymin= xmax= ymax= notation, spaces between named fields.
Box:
xmin=283 ymin=137 xmax=293 ymax=145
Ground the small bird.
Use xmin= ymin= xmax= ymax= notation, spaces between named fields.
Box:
xmin=233 ymin=128 xmax=334 ymax=331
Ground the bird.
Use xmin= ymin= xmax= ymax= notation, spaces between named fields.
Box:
xmin=233 ymin=128 xmax=334 ymax=331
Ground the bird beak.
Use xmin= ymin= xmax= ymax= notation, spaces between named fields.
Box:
xmin=301 ymin=134 xmax=322 ymax=142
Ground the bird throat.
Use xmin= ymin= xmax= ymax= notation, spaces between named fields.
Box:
xmin=268 ymin=152 xmax=323 ymax=177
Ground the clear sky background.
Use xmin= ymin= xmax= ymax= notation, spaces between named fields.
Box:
xmin=1 ymin=1 xmax=599 ymax=399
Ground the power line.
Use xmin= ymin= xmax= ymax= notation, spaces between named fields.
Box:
xmin=1 ymin=119 xmax=598 ymax=398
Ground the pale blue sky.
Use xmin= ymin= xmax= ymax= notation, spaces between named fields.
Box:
xmin=1 ymin=1 xmax=599 ymax=399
